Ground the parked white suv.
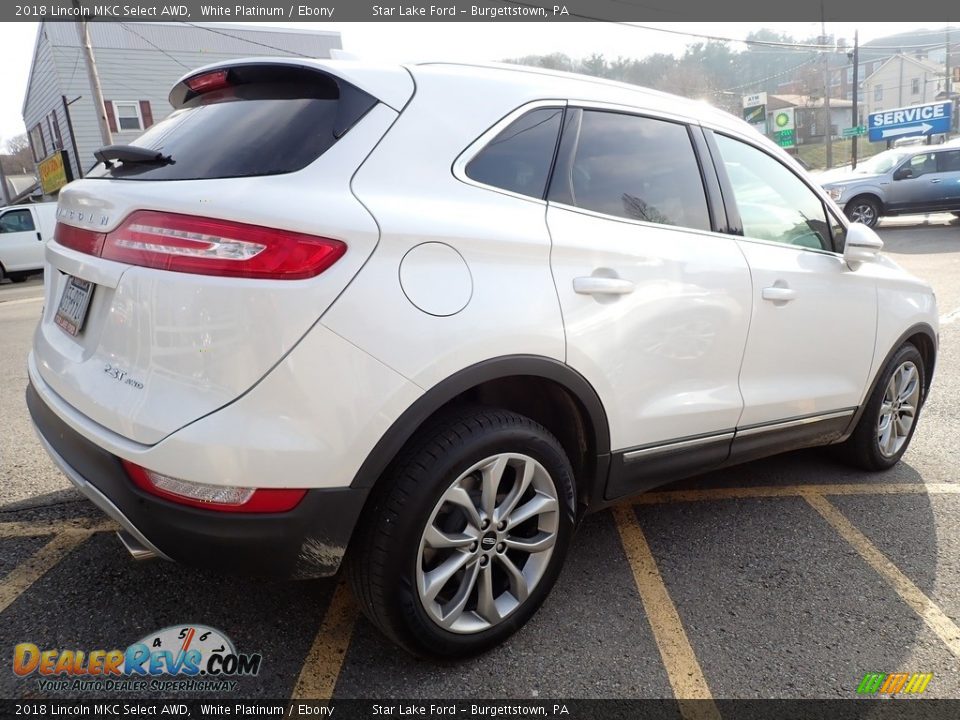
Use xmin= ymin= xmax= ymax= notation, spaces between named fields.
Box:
xmin=29 ymin=60 xmax=938 ymax=658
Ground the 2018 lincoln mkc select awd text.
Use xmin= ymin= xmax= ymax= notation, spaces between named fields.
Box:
xmin=28 ymin=59 xmax=937 ymax=658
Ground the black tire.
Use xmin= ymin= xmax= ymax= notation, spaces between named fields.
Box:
xmin=844 ymin=195 xmax=881 ymax=228
xmin=0 ymin=264 xmax=5 ymax=284
xmin=837 ymin=343 xmax=926 ymax=471
xmin=348 ymin=405 xmax=576 ymax=659
xmin=9 ymin=273 xmax=28 ymax=283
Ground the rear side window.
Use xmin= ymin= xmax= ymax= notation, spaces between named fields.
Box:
xmin=938 ymin=150 xmax=960 ymax=172
xmin=88 ymin=65 xmax=377 ymax=181
xmin=465 ymin=107 xmax=563 ymax=200
xmin=550 ymin=110 xmax=711 ymax=232
xmin=0 ymin=210 xmax=35 ymax=234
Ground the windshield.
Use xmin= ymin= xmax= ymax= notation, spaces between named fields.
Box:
xmin=854 ymin=150 xmax=911 ymax=175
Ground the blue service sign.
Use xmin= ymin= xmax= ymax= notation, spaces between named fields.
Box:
xmin=868 ymin=101 xmax=952 ymax=142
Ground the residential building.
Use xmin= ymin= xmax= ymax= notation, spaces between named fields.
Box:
xmin=21 ymin=22 xmax=341 ymax=196
xmin=862 ymin=54 xmax=946 ymax=118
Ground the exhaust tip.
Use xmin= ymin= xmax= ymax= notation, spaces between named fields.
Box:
xmin=116 ymin=530 xmax=158 ymax=561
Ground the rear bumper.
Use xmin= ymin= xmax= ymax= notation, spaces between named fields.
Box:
xmin=27 ymin=381 xmax=368 ymax=578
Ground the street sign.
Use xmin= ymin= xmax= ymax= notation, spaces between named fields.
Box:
xmin=743 ymin=92 xmax=768 ymax=135
xmin=774 ymin=129 xmax=795 ymax=148
xmin=867 ymin=102 xmax=952 ymax=142
xmin=842 ymin=126 xmax=867 ymax=138
xmin=773 ymin=108 xmax=795 ymax=132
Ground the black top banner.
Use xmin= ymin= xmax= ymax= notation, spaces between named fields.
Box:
xmin=2 ymin=0 xmax=958 ymax=22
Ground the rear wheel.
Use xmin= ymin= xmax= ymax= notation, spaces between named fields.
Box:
xmin=348 ymin=406 xmax=576 ymax=658
xmin=9 ymin=273 xmax=28 ymax=283
xmin=845 ymin=196 xmax=881 ymax=227
xmin=838 ymin=343 xmax=925 ymax=471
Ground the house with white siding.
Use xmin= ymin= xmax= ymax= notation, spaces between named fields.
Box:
xmin=21 ymin=22 xmax=341 ymax=196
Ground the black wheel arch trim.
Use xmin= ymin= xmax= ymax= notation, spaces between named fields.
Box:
xmin=348 ymin=355 xmax=611 ymax=491
xmin=840 ymin=322 xmax=937 ymax=440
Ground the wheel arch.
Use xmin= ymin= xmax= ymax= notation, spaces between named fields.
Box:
xmin=845 ymin=192 xmax=885 ymax=215
xmin=840 ymin=322 xmax=937 ymax=440
xmin=349 ymin=355 xmax=611 ymax=513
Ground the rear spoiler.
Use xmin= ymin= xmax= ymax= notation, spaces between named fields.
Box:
xmin=170 ymin=58 xmax=414 ymax=112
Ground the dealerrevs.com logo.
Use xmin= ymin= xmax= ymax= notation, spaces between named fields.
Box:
xmin=13 ymin=625 xmax=262 ymax=693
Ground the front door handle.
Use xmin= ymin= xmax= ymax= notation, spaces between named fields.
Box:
xmin=573 ymin=276 xmax=635 ymax=295
xmin=762 ymin=286 xmax=797 ymax=302
xmin=36 ymin=232 xmax=42 ymax=241
xmin=930 ymin=178 xmax=942 ymax=184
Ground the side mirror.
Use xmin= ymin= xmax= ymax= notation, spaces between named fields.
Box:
xmin=844 ymin=222 xmax=884 ymax=267
xmin=894 ymin=167 xmax=913 ymax=180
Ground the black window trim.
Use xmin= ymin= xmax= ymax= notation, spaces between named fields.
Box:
xmin=452 ymin=99 xmax=569 ymax=205
xmin=704 ymin=127 xmax=848 ymax=257
xmin=545 ymin=103 xmax=719 ymax=236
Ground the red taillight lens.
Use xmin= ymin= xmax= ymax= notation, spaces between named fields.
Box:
xmin=122 ymin=460 xmax=307 ymax=513
xmin=56 ymin=211 xmax=346 ymax=280
xmin=54 ymin=223 xmax=106 ymax=256
xmin=184 ymin=69 xmax=230 ymax=94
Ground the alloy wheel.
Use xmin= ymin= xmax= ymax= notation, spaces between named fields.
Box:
xmin=877 ymin=360 xmax=920 ymax=458
xmin=849 ymin=202 xmax=877 ymax=226
xmin=416 ymin=453 xmax=560 ymax=634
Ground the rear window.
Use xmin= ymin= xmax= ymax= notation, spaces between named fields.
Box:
xmin=465 ymin=107 xmax=563 ymax=200
xmin=88 ymin=65 xmax=376 ymax=181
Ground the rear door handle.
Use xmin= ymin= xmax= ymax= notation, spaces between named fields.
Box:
xmin=762 ymin=286 xmax=797 ymax=302
xmin=573 ymin=276 xmax=635 ymax=295
xmin=36 ymin=232 xmax=42 ymax=241
xmin=930 ymin=178 xmax=942 ymax=184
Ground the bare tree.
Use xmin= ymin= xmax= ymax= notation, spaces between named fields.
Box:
xmin=1 ymin=134 xmax=34 ymax=176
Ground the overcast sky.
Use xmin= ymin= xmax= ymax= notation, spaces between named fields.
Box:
xmin=0 ymin=21 xmax=952 ymax=144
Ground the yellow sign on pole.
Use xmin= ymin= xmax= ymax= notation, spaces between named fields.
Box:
xmin=38 ymin=151 xmax=72 ymax=195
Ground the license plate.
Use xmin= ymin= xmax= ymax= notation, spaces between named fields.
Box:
xmin=54 ymin=276 xmax=95 ymax=337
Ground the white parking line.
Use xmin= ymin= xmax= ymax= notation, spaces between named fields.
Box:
xmin=0 ymin=296 xmax=43 ymax=307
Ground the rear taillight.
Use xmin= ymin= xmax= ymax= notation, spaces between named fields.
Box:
xmin=122 ymin=460 xmax=307 ymax=513
xmin=184 ymin=69 xmax=230 ymax=94
xmin=55 ymin=211 xmax=345 ymax=279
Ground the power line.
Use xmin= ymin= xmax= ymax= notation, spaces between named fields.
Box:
xmin=720 ymin=57 xmax=820 ymax=93
xmin=119 ymin=23 xmax=192 ymax=70
xmin=179 ymin=22 xmax=314 ymax=59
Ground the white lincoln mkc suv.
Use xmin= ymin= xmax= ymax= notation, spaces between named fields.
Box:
xmin=28 ymin=59 xmax=938 ymax=658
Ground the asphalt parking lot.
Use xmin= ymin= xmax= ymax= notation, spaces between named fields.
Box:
xmin=2 ymin=216 xmax=959 ymax=705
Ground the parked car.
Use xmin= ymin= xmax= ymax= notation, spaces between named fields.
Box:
xmin=0 ymin=202 xmax=56 ymax=283
xmin=28 ymin=60 xmax=938 ymax=658
xmin=820 ymin=145 xmax=960 ymax=226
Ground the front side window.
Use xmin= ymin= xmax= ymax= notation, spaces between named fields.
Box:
xmin=465 ymin=107 xmax=563 ymax=200
xmin=551 ymin=110 xmax=711 ymax=231
xmin=113 ymin=102 xmax=143 ymax=131
xmin=0 ymin=210 xmax=35 ymax=234
xmin=903 ymin=152 xmax=937 ymax=179
xmin=714 ymin=133 xmax=831 ymax=252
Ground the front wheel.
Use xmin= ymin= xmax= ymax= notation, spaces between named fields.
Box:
xmin=348 ymin=407 xmax=576 ymax=658
xmin=845 ymin=196 xmax=881 ymax=228
xmin=838 ymin=343 xmax=925 ymax=471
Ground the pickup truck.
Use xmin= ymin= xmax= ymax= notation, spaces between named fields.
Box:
xmin=0 ymin=202 xmax=57 ymax=283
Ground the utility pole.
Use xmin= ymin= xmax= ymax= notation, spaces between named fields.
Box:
xmin=73 ymin=1 xmax=112 ymax=147
xmin=851 ymin=31 xmax=860 ymax=169
xmin=947 ymin=25 xmax=953 ymax=136
xmin=821 ymin=5 xmax=833 ymax=169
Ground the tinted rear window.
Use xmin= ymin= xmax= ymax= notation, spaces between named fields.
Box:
xmin=465 ymin=107 xmax=563 ymax=200
xmin=88 ymin=66 xmax=376 ymax=181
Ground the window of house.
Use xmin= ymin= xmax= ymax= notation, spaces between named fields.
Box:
xmin=714 ymin=133 xmax=832 ymax=252
xmin=874 ymin=85 xmax=883 ymax=102
xmin=912 ymin=78 xmax=921 ymax=95
xmin=549 ymin=110 xmax=711 ymax=232
xmin=465 ymin=107 xmax=563 ymax=200
xmin=29 ymin=124 xmax=45 ymax=163
xmin=113 ymin=101 xmax=144 ymax=131
xmin=47 ymin=111 xmax=63 ymax=150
